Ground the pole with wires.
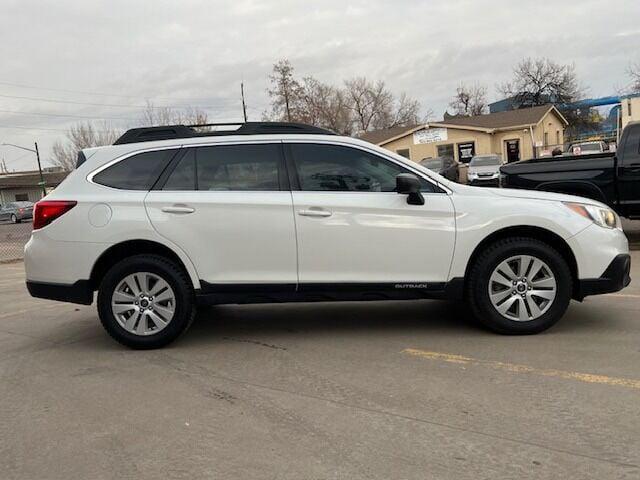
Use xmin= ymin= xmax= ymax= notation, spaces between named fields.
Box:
xmin=241 ymin=82 xmax=248 ymax=122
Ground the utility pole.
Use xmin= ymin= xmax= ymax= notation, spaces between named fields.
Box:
xmin=1 ymin=142 xmax=47 ymax=196
xmin=34 ymin=142 xmax=46 ymax=195
xmin=241 ymin=82 xmax=248 ymax=122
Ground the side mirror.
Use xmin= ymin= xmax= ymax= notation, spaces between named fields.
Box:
xmin=396 ymin=173 xmax=425 ymax=205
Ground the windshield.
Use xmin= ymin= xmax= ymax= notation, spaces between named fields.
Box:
xmin=421 ymin=159 xmax=443 ymax=170
xmin=470 ymin=155 xmax=501 ymax=166
xmin=573 ymin=143 xmax=601 ymax=152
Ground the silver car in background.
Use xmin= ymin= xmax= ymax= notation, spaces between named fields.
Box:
xmin=0 ymin=201 xmax=34 ymax=223
xmin=467 ymin=154 xmax=504 ymax=186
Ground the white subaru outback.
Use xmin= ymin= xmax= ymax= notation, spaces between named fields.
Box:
xmin=25 ymin=122 xmax=631 ymax=349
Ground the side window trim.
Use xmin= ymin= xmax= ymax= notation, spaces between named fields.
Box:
xmin=155 ymin=142 xmax=290 ymax=192
xmin=88 ymin=146 xmax=181 ymax=191
xmin=283 ymin=141 xmax=444 ymax=194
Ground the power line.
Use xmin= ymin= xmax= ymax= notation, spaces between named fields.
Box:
xmin=0 ymin=124 xmax=87 ymax=132
xmin=0 ymin=79 xmax=239 ymax=105
xmin=0 ymin=93 xmax=236 ymax=110
xmin=0 ymin=108 xmax=133 ymax=122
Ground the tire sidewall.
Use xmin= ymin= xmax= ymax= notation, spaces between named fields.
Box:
xmin=11 ymin=214 xmax=17 ymax=223
xmin=97 ymin=255 xmax=194 ymax=349
xmin=470 ymin=240 xmax=572 ymax=334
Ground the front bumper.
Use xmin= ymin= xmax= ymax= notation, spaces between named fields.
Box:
xmin=468 ymin=178 xmax=499 ymax=187
xmin=575 ymin=254 xmax=631 ymax=300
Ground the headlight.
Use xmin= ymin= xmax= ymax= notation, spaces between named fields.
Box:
xmin=563 ymin=202 xmax=621 ymax=229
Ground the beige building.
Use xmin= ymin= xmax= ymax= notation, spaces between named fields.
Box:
xmin=621 ymin=93 xmax=640 ymax=130
xmin=361 ymin=104 xmax=569 ymax=164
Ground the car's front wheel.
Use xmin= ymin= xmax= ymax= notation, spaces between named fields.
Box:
xmin=468 ymin=237 xmax=572 ymax=334
xmin=11 ymin=214 xmax=19 ymax=224
xmin=97 ymin=254 xmax=195 ymax=349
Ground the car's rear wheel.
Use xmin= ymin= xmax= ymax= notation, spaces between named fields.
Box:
xmin=11 ymin=214 xmax=19 ymax=224
xmin=97 ymin=254 xmax=195 ymax=349
xmin=468 ymin=237 xmax=572 ymax=334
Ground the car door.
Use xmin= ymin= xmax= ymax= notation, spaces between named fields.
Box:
xmin=618 ymin=123 xmax=640 ymax=217
xmin=144 ymin=142 xmax=298 ymax=287
xmin=285 ymin=141 xmax=456 ymax=287
xmin=0 ymin=203 xmax=12 ymax=221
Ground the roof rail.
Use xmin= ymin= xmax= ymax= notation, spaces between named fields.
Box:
xmin=113 ymin=122 xmax=336 ymax=145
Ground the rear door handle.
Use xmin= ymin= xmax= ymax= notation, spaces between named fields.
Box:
xmin=298 ymin=209 xmax=332 ymax=218
xmin=161 ymin=205 xmax=195 ymax=214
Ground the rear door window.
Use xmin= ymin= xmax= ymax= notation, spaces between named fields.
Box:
xmin=196 ymin=144 xmax=282 ymax=191
xmin=93 ymin=149 xmax=176 ymax=190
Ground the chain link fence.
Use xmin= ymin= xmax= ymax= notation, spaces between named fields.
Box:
xmin=0 ymin=221 xmax=32 ymax=262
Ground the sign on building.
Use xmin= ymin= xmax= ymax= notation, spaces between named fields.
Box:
xmin=413 ymin=128 xmax=448 ymax=144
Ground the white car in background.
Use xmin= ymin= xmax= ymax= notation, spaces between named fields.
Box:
xmin=24 ymin=122 xmax=630 ymax=349
xmin=467 ymin=154 xmax=505 ymax=186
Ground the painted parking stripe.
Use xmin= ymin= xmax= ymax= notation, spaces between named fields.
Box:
xmin=402 ymin=348 xmax=640 ymax=390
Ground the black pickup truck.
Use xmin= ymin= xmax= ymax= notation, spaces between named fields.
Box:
xmin=500 ymin=121 xmax=640 ymax=219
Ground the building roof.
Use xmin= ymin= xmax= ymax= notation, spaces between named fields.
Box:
xmin=360 ymin=104 xmax=568 ymax=146
xmin=431 ymin=104 xmax=566 ymax=130
xmin=359 ymin=125 xmax=418 ymax=145
xmin=0 ymin=170 xmax=68 ymax=189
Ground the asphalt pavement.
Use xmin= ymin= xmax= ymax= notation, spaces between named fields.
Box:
xmin=1 ymin=253 xmax=639 ymax=479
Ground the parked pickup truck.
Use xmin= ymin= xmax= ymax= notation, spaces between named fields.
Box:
xmin=500 ymin=121 xmax=640 ymax=219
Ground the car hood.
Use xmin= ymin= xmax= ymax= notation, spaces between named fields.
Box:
xmin=487 ymin=186 xmax=609 ymax=207
xmin=468 ymin=165 xmax=500 ymax=175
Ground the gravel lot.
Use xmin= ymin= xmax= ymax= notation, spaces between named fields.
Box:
xmin=1 ymin=254 xmax=639 ymax=479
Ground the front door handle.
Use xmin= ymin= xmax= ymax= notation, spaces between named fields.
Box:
xmin=161 ymin=205 xmax=195 ymax=214
xmin=298 ymin=209 xmax=332 ymax=218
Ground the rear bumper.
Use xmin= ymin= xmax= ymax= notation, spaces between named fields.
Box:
xmin=26 ymin=280 xmax=93 ymax=305
xmin=575 ymin=254 xmax=631 ymax=300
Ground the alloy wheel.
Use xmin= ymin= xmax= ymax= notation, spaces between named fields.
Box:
xmin=488 ymin=255 xmax=557 ymax=322
xmin=111 ymin=272 xmax=176 ymax=336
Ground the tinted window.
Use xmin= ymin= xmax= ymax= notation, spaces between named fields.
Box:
xmin=94 ymin=149 xmax=175 ymax=190
xmin=196 ymin=144 xmax=281 ymax=191
xmin=163 ymin=149 xmax=196 ymax=190
xmin=291 ymin=144 xmax=434 ymax=192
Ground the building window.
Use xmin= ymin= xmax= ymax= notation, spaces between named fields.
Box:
xmin=396 ymin=149 xmax=410 ymax=159
xmin=544 ymin=132 xmax=549 ymax=146
xmin=556 ymin=130 xmax=560 ymax=145
xmin=15 ymin=193 xmax=29 ymax=201
xmin=437 ymin=144 xmax=454 ymax=161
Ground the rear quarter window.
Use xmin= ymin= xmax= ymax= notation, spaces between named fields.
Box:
xmin=93 ymin=149 xmax=176 ymax=190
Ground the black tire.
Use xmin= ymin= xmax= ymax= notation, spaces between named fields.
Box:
xmin=11 ymin=214 xmax=19 ymax=224
xmin=467 ymin=237 xmax=572 ymax=335
xmin=97 ymin=254 xmax=195 ymax=349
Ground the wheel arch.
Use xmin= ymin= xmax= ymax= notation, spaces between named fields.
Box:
xmin=462 ymin=225 xmax=579 ymax=298
xmin=90 ymin=240 xmax=199 ymax=291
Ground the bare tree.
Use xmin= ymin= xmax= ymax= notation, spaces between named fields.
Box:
xmin=298 ymin=77 xmax=353 ymax=135
xmin=266 ymin=59 xmax=302 ymax=122
xmin=51 ymin=122 xmax=121 ymax=171
xmin=265 ymin=59 xmax=427 ymax=134
xmin=499 ymin=57 xmax=582 ymax=107
xmin=344 ymin=77 xmax=393 ymax=132
xmin=140 ymin=101 xmax=208 ymax=126
xmin=449 ymin=82 xmax=488 ymax=116
xmin=628 ymin=62 xmax=640 ymax=93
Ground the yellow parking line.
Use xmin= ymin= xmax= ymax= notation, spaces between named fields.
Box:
xmin=402 ymin=348 xmax=640 ymax=390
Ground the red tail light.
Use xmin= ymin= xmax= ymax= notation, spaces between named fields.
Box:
xmin=33 ymin=201 xmax=77 ymax=230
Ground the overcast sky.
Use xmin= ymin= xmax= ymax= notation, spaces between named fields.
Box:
xmin=1 ymin=0 xmax=639 ymax=170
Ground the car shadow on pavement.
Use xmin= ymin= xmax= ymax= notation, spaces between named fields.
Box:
xmin=176 ymin=300 xmax=483 ymax=347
